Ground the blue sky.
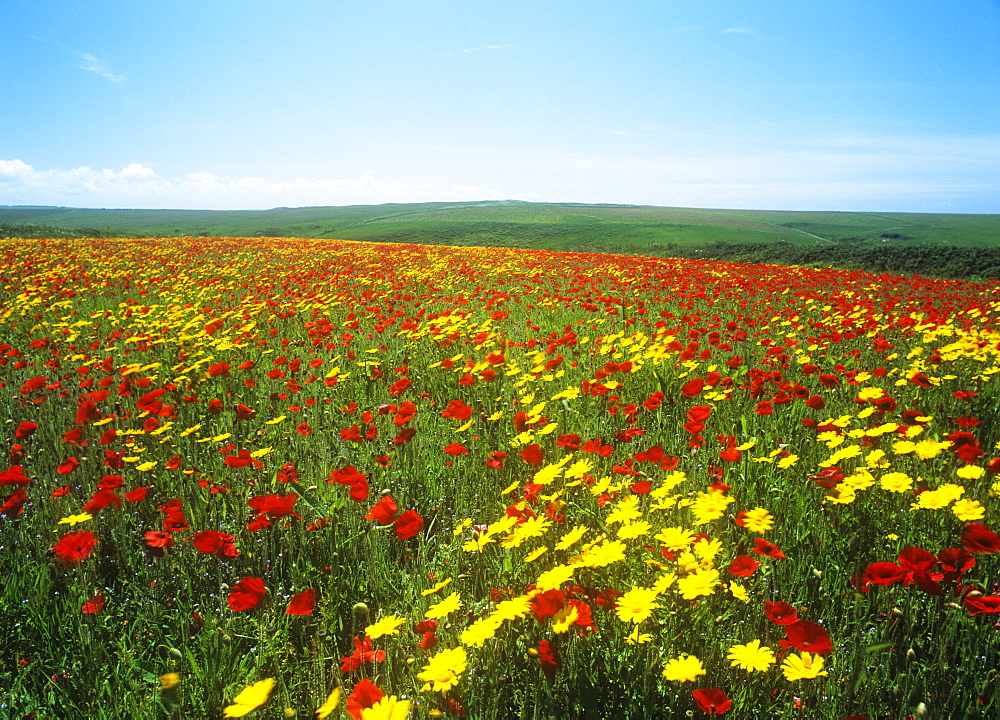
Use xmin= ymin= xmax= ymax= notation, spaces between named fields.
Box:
xmin=2 ymin=0 xmax=999 ymax=212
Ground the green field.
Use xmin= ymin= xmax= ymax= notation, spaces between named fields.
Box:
xmin=2 ymin=201 xmax=998 ymax=279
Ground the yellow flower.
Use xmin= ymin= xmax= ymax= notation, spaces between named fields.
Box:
xmin=825 ymin=484 xmax=856 ymax=505
xmin=159 ymin=673 xmax=180 ymax=690
xmin=424 ymin=592 xmax=463 ymax=619
xmin=913 ymin=439 xmax=951 ymax=460
xmin=739 ymin=507 xmax=774 ymax=533
xmin=58 ymin=513 xmax=93 ymax=526
xmin=315 ymin=687 xmax=342 ymax=719
xmin=910 ymin=484 xmax=965 ymax=510
xmin=729 ymin=582 xmax=749 ymax=602
xmin=460 ymin=615 xmax=503 ymax=646
xmin=524 ymin=545 xmax=548 ymax=562
xmin=953 ymin=498 xmax=986 ymax=522
xmin=676 ymin=568 xmax=720 ymax=600
xmin=572 ymin=539 xmax=627 ymax=568
xmin=615 ymin=586 xmax=660 ymax=624
xmin=617 ymin=521 xmax=651 ymax=540
xmin=957 ymin=465 xmax=985 ymax=480
xmin=421 ymin=578 xmax=453 ymax=596
xmin=554 ymin=525 xmax=588 ymax=551
xmin=690 ymin=489 xmax=735 ymax=525
xmin=693 ymin=537 xmax=724 ymax=564
xmin=780 ymin=652 xmax=829 ymax=681
xmin=727 ymin=639 xmax=776 ymax=672
xmin=493 ymin=595 xmax=533 ymax=621
xmin=361 ymin=696 xmax=411 ymax=720
xmin=365 ymin=615 xmax=406 ymax=640
xmin=624 ymin=626 xmax=652 ymax=644
xmin=223 ymin=678 xmax=275 ymax=717
xmin=879 ymin=472 xmax=913 ymax=493
xmin=535 ymin=564 xmax=575 ymax=591
xmin=655 ymin=526 xmax=695 ymax=552
xmin=605 ymin=495 xmax=643 ymax=525
xmin=418 ymin=646 xmax=468 ymax=693
xmin=662 ymin=654 xmax=706 ymax=682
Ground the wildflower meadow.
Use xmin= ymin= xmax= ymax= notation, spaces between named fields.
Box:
xmin=4 ymin=236 xmax=1000 ymax=719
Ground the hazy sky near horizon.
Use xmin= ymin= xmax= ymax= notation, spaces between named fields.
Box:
xmin=2 ymin=0 xmax=999 ymax=212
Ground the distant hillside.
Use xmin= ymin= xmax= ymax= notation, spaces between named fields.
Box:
xmin=1 ymin=200 xmax=998 ymax=279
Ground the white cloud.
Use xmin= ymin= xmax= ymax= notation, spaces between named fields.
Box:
xmin=460 ymin=43 xmax=514 ymax=53
xmin=723 ymin=26 xmax=754 ymax=35
xmin=78 ymin=53 xmax=124 ymax=83
xmin=0 ymin=160 xmax=501 ymax=209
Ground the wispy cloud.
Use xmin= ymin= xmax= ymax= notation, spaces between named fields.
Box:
xmin=77 ymin=53 xmax=124 ymax=83
xmin=0 ymin=160 xmax=499 ymax=210
xmin=461 ymin=43 xmax=514 ymax=54
xmin=723 ymin=26 xmax=754 ymax=35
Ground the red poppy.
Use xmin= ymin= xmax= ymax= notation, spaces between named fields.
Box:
xmin=81 ymin=592 xmax=106 ymax=614
xmin=414 ymin=619 xmax=439 ymax=633
xmin=681 ymin=378 xmax=705 ymax=398
xmin=763 ymin=601 xmax=798 ymax=626
xmin=518 ymin=444 xmax=544 ymax=466
xmin=53 ymin=530 xmax=98 ymax=564
xmin=965 ymin=595 xmax=1000 ymax=616
xmin=55 ymin=457 xmax=80 ymax=475
xmin=728 ymin=555 xmax=761 ymax=577
xmin=124 ymin=486 xmax=149 ymax=502
xmin=863 ymin=562 xmax=908 ymax=587
xmin=537 ymin=640 xmax=560 ymax=679
xmin=394 ymin=509 xmax=424 ymax=540
xmin=285 ymin=588 xmax=316 ymax=615
xmin=228 ymin=576 xmax=266 ymax=611
xmin=443 ymin=443 xmax=468 ymax=456
xmin=346 ymin=678 xmax=384 ymax=719
xmin=365 ymin=495 xmax=399 ymax=524
xmin=296 ymin=422 xmax=312 ymax=436
xmin=248 ymin=493 xmax=300 ymax=519
xmin=0 ymin=465 xmax=31 ymax=486
xmin=938 ymin=547 xmax=975 ymax=575
xmin=144 ymin=531 xmax=174 ymax=550
xmin=484 ymin=451 xmax=507 ymax=469
xmin=897 ymin=547 xmax=937 ymax=575
xmin=0 ymin=487 xmax=27 ymax=517
xmin=341 ymin=636 xmax=387 ymax=673
xmin=692 ymin=688 xmax=732 ymax=714
xmin=192 ymin=530 xmax=239 ymax=558
xmin=556 ymin=434 xmax=582 ymax=450
xmin=531 ymin=589 xmax=565 ymax=619
xmin=780 ymin=620 xmax=833 ymax=655
xmin=630 ymin=480 xmax=651 ymax=494
xmin=751 ymin=537 xmax=786 ymax=559
xmin=419 ymin=630 xmax=438 ymax=649
xmin=962 ymin=523 xmax=1000 ymax=554
xmin=14 ymin=421 xmax=38 ymax=439
xmin=83 ymin=488 xmax=122 ymax=513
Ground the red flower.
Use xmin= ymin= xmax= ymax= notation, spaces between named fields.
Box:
xmin=519 ymin=444 xmax=544 ymax=466
xmin=484 ymin=451 xmax=507 ymax=469
xmin=228 ymin=576 xmax=266 ymax=611
xmin=0 ymin=465 xmax=31 ymax=486
xmin=56 ymin=457 xmax=80 ymax=475
xmin=0 ymin=487 xmax=27 ymax=517
xmin=681 ymin=378 xmax=705 ymax=398
xmin=751 ymin=537 xmax=786 ymax=559
xmin=965 ymin=595 xmax=1000 ymax=616
xmin=394 ymin=509 xmax=424 ymax=540
xmin=863 ymin=561 xmax=908 ymax=587
xmin=53 ymin=530 xmax=98 ymax=564
xmin=124 ymin=486 xmax=149 ymax=502
xmin=537 ymin=640 xmax=560 ymax=679
xmin=192 ymin=530 xmax=239 ymax=558
xmin=728 ymin=555 xmax=761 ymax=577
xmin=341 ymin=636 xmax=387 ymax=673
xmin=83 ymin=488 xmax=122 ymax=513
xmin=346 ymin=678 xmax=384 ymax=719
xmin=144 ymin=531 xmax=174 ymax=550
xmin=443 ymin=443 xmax=468 ymax=456
xmin=247 ymin=493 xmax=300 ymax=519
xmin=780 ymin=620 xmax=833 ymax=655
xmin=15 ymin=422 xmax=38 ymax=439
xmin=296 ymin=422 xmax=312 ymax=436
xmin=897 ymin=546 xmax=937 ymax=575
xmin=962 ymin=523 xmax=1000 ymax=554
xmin=763 ymin=601 xmax=798 ymax=625
xmin=285 ymin=588 xmax=316 ymax=615
xmin=81 ymin=592 xmax=106 ymax=614
xmin=692 ymin=688 xmax=732 ymax=714
xmin=365 ymin=495 xmax=399 ymax=525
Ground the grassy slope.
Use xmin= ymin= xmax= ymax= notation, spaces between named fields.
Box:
xmin=1 ymin=201 xmax=997 ymax=251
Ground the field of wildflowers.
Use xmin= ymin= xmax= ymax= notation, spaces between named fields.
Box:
xmin=3 ymin=237 xmax=1000 ymax=719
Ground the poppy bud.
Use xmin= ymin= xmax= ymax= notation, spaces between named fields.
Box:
xmin=915 ymin=702 xmax=927 ymax=716
xmin=167 ymin=647 xmax=182 ymax=660
xmin=812 ymin=567 xmax=823 ymax=579
xmin=907 ymin=648 xmax=917 ymax=661
xmin=353 ymin=602 xmax=369 ymax=620
xmin=284 ymin=709 xmax=298 ymax=719
xmin=892 ymin=607 xmax=903 ymax=618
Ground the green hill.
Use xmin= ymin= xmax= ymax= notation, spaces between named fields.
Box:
xmin=1 ymin=201 xmax=998 ymax=278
